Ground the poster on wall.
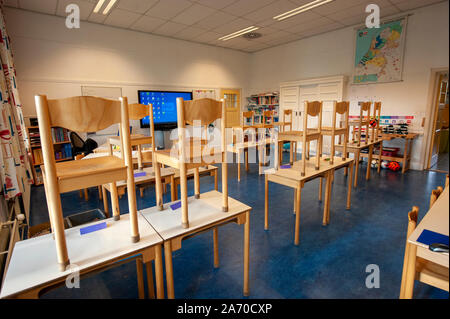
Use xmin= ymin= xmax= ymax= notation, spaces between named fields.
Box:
xmin=352 ymin=16 xmax=408 ymax=85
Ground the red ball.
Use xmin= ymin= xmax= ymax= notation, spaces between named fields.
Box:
xmin=388 ymin=161 xmax=400 ymax=171
xmin=369 ymin=119 xmax=378 ymax=128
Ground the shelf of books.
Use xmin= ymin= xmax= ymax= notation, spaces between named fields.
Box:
xmin=246 ymin=92 xmax=279 ymax=125
xmin=27 ymin=125 xmax=73 ymax=186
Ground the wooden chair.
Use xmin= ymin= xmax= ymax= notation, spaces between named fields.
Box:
xmin=35 ymin=95 xmax=139 ymax=272
xmin=242 ymin=111 xmax=254 ymax=127
xmin=281 ymin=109 xmax=293 ymax=133
xmin=277 ymin=109 xmax=296 ymax=165
xmin=263 ymin=110 xmax=274 ymax=128
xmin=399 ymin=206 xmax=449 ymax=298
xmin=153 ymin=98 xmax=228 ymax=228
xmin=370 ymin=102 xmax=382 ymax=142
xmin=301 ymin=101 xmax=323 ymax=175
xmin=349 ymin=102 xmax=371 ymax=146
xmin=321 ymin=101 xmax=349 ymax=165
xmin=429 ymin=186 xmax=444 ymax=209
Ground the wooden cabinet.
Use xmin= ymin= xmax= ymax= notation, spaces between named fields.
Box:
xmin=280 ymin=75 xmax=346 ymax=154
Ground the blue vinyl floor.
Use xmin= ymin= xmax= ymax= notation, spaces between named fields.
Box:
xmin=29 ymin=152 xmax=449 ymax=299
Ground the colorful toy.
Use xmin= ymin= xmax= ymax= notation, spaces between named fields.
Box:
xmin=388 ymin=161 xmax=401 ymax=171
xmin=371 ymin=159 xmax=378 ymax=168
xmin=381 ymin=160 xmax=389 ymax=169
xmin=369 ymin=119 xmax=378 ymax=128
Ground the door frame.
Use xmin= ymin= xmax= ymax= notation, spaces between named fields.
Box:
xmin=422 ymin=68 xmax=448 ymax=170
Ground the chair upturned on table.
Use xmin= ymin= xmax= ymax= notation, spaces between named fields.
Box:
xmin=152 ymin=97 xmax=229 ymax=229
xmin=277 ymin=101 xmax=323 ymax=176
xmin=34 ymin=95 xmax=140 ymax=272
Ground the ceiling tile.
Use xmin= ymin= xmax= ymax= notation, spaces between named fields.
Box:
xmin=104 ymin=8 xmax=142 ymax=28
xmin=393 ymin=0 xmax=444 ymax=11
xmin=288 ymin=16 xmax=339 ymax=34
xmin=272 ymin=11 xmax=323 ymax=31
xmin=87 ymin=11 xmax=109 ymax=24
xmin=212 ymin=17 xmax=256 ymax=34
xmin=243 ymin=0 xmax=300 ymax=23
xmin=145 ymin=0 xmax=193 ymax=20
xmin=221 ymin=0 xmax=277 ymax=17
xmin=173 ymin=25 xmax=207 ymax=40
xmin=116 ymin=0 xmax=159 ymax=14
xmin=192 ymin=31 xmax=223 ymax=43
xmin=152 ymin=21 xmax=188 ymax=37
xmin=171 ymin=3 xmax=216 ymax=26
xmin=193 ymin=0 xmax=239 ymax=10
xmin=130 ymin=14 xmax=167 ymax=32
xmin=4 ymin=0 xmax=19 ymax=8
xmin=56 ymin=0 xmax=96 ymax=20
xmin=194 ymin=11 xmax=238 ymax=29
xmin=19 ymin=0 xmax=58 ymax=14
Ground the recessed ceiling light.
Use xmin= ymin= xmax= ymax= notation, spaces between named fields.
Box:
xmin=218 ymin=26 xmax=260 ymax=41
xmin=103 ymin=0 xmax=117 ymax=15
xmin=273 ymin=0 xmax=334 ymax=21
xmin=93 ymin=0 xmax=106 ymax=13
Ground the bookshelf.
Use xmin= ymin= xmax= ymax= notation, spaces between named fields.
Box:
xmin=246 ymin=92 xmax=279 ymax=125
xmin=26 ymin=124 xmax=73 ymax=186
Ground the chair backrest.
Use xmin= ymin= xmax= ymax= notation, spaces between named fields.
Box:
xmin=283 ymin=109 xmax=293 ymax=132
xmin=263 ymin=110 xmax=274 ymax=125
xmin=176 ymin=98 xmax=226 ymax=160
xmin=128 ymin=103 xmax=155 ymax=151
xmin=333 ymin=101 xmax=349 ymax=129
xmin=35 ymin=95 xmax=132 ymax=166
xmin=303 ymin=101 xmax=323 ymax=132
xmin=242 ymin=111 xmax=254 ymax=126
xmin=371 ymin=102 xmax=382 ymax=141
xmin=429 ymin=186 xmax=444 ymax=209
xmin=406 ymin=206 xmax=419 ymax=238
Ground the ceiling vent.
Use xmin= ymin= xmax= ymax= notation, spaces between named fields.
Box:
xmin=243 ymin=32 xmax=262 ymax=40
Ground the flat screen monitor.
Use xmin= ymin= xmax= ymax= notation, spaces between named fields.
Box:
xmin=138 ymin=90 xmax=193 ymax=131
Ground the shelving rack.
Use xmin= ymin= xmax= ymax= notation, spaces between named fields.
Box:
xmin=26 ymin=124 xmax=73 ymax=186
xmin=246 ymin=92 xmax=279 ymax=125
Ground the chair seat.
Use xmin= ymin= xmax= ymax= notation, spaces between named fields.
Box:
xmin=348 ymin=120 xmax=370 ymax=126
xmin=45 ymin=156 xmax=127 ymax=193
xmin=278 ymin=129 xmax=321 ymax=141
xmin=416 ymin=257 xmax=450 ymax=292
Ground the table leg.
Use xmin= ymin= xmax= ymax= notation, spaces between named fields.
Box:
xmin=102 ymin=186 xmax=109 ymax=218
xmin=164 ymin=241 xmax=175 ymax=299
xmin=354 ymin=150 xmax=360 ymax=188
xmin=323 ymin=174 xmax=331 ymax=226
xmin=403 ymin=243 xmax=417 ymax=299
xmin=238 ymin=150 xmax=241 ymax=182
xmin=145 ymin=262 xmax=155 ymax=299
xmin=294 ymin=184 xmax=301 ymax=246
xmin=213 ymin=228 xmax=219 ymax=268
xmin=289 ymin=141 xmax=293 ymax=165
xmin=245 ymin=149 xmax=249 ymax=171
xmin=170 ymin=175 xmax=175 ymax=202
xmin=366 ymin=144 xmax=373 ymax=180
xmin=326 ymin=172 xmax=334 ymax=225
xmin=318 ymin=177 xmax=323 ymax=201
xmin=402 ymin=139 xmax=409 ymax=174
xmin=98 ymin=186 xmax=102 ymax=200
xmin=243 ymin=211 xmax=250 ymax=297
xmin=346 ymin=161 xmax=354 ymax=210
xmin=214 ymin=170 xmax=218 ymax=191
xmin=154 ymin=244 xmax=165 ymax=299
xmin=377 ymin=140 xmax=383 ymax=173
xmin=264 ymin=175 xmax=269 ymax=230
xmin=84 ymin=188 xmax=89 ymax=201
xmin=136 ymin=258 xmax=145 ymax=299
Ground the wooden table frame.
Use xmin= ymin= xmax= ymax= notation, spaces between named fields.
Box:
xmin=265 ymin=157 xmax=354 ymax=245
xmin=360 ymin=133 xmax=418 ymax=174
xmin=402 ymin=187 xmax=449 ymax=298
xmin=0 ymin=214 xmax=165 ymax=299
xmin=140 ymin=191 xmax=251 ymax=299
xmin=172 ymin=165 xmax=218 ymax=200
xmin=335 ymin=138 xmax=383 ymax=188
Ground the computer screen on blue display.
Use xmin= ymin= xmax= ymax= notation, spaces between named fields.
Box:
xmin=138 ymin=90 xmax=193 ymax=130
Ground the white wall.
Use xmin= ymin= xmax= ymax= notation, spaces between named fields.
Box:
xmin=249 ymin=1 xmax=449 ymax=170
xmin=4 ymin=7 xmax=250 ymax=117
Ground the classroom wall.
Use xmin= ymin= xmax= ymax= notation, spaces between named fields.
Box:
xmin=248 ymin=1 xmax=449 ymax=170
xmin=4 ymin=7 xmax=251 ymax=116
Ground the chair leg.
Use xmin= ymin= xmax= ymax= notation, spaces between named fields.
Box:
xmin=213 ymin=228 xmax=219 ymax=268
xmin=180 ymin=163 xmax=189 ymax=228
xmin=84 ymin=188 xmax=89 ymax=201
xmin=194 ymin=167 xmax=200 ymax=198
xmin=98 ymin=186 xmax=102 ymax=200
xmin=110 ymin=182 xmax=120 ymax=220
xmin=101 ymin=186 xmax=109 ymax=218
xmin=153 ymin=161 xmax=164 ymax=211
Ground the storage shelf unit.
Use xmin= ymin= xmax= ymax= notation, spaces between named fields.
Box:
xmin=26 ymin=125 xmax=73 ymax=186
xmin=246 ymin=92 xmax=279 ymax=125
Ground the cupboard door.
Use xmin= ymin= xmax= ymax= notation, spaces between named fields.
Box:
xmin=220 ymin=89 xmax=241 ymax=128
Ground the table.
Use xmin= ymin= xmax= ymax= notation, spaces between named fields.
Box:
xmin=102 ymin=167 xmax=175 ymax=217
xmin=140 ymin=191 xmax=251 ymax=298
xmin=172 ymin=165 xmax=218 ymax=200
xmin=227 ymin=138 xmax=274 ymax=181
xmin=0 ymin=213 xmax=165 ymax=299
xmin=403 ymin=186 xmax=449 ymax=297
xmin=109 ymin=135 xmax=153 ymax=170
xmin=334 ymin=139 xmax=382 ymax=188
xmin=265 ymin=157 xmax=354 ymax=245
xmin=360 ymin=133 xmax=419 ymax=174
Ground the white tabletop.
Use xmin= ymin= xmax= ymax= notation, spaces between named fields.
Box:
xmin=408 ymin=186 xmax=449 ymax=267
xmin=140 ymin=191 xmax=251 ymax=241
xmin=0 ymin=213 xmax=162 ymax=298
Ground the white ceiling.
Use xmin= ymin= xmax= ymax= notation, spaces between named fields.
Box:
xmin=4 ymin=0 xmax=446 ymax=52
